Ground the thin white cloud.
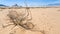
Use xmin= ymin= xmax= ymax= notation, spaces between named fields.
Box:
xmin=0 ymin=0 xmax=60 ymax=6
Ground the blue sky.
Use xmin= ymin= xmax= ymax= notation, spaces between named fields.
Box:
xmin=0 ymin=0 xmax=60 ymax=7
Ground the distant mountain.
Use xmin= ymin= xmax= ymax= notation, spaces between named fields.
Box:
xmin=47 ymin=3 xmax=60 ymax=6
xmin=12 ymin=4 xmax=19 ymax=7
xmin=0 ymin=4 xmax=7 ymax=7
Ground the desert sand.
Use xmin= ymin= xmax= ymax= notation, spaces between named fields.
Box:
xmin=0 ymin=7 xmax=60 ymax=34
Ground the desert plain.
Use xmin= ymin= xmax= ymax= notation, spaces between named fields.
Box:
xmin=0 ymin=7 xmax=60 ymax=34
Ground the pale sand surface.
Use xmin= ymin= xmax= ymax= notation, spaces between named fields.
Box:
xmin=0 ymin=7 xmax=60 ymax=34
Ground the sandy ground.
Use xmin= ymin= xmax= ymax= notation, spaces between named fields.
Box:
xmin=0 ymin=7 xmax=60 ymax=34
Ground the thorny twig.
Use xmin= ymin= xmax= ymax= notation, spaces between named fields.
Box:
xmin=2 ymin=10 xmax=45 ymax=34
xmin=2 ymin=0 xmax=46 ymax=34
